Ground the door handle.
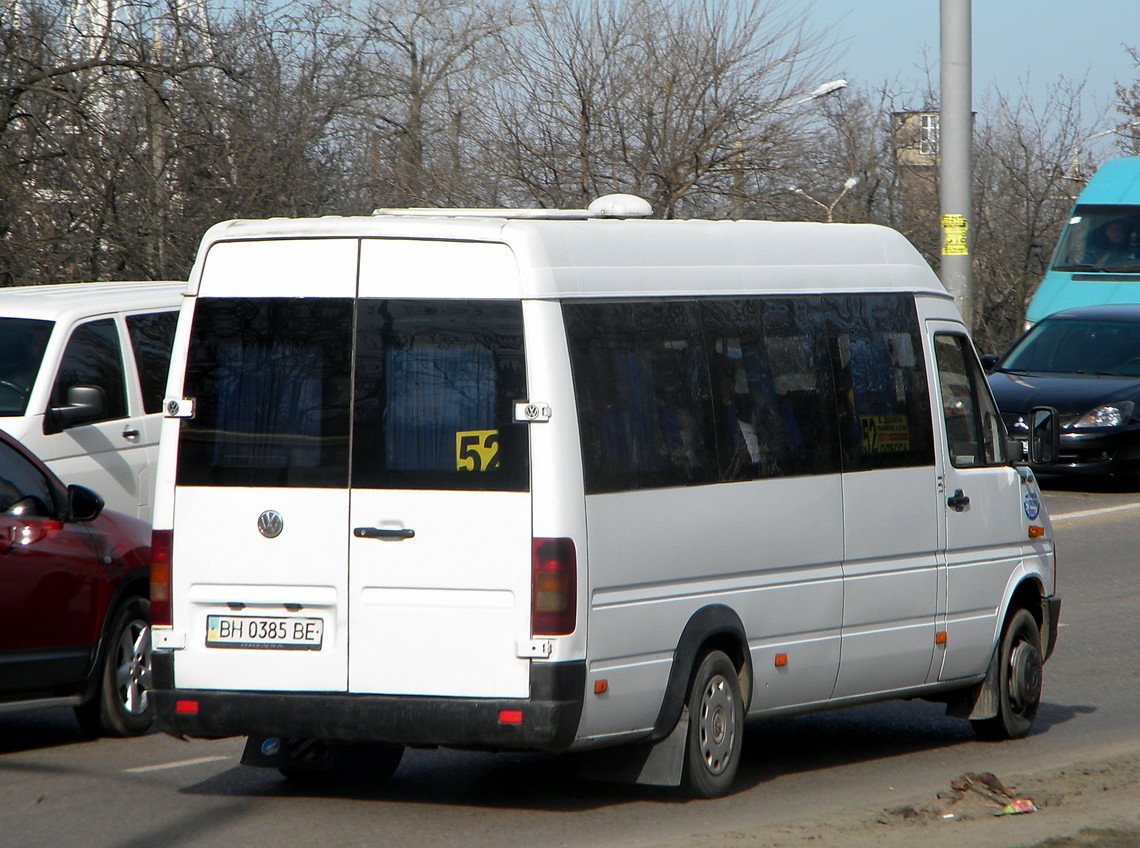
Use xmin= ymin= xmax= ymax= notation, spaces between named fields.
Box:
xmin=947 ymin=489 xmax=971 ymax=512
xmin=121 ymin=428 xmax=141 ymax=441
xmin=353 ymin=526 xmax=415 ymax=541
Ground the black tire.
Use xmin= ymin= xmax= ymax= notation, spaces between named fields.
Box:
xmin=682 ymin=650 xmax=743 ymax=798
xmin=971 ymin=608 xmax=1043 ymax=741
xmin=280 ymin=742 xmax=404 ymax=784
xmin=75 ymin=597 xmax=154 ymax=737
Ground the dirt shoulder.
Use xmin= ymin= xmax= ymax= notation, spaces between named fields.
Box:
xmin=662 ymin=749 xmax=1140 ymax=848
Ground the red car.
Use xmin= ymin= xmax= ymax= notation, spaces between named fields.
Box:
xmin=0 ymin=430 xmax=152 ymax=735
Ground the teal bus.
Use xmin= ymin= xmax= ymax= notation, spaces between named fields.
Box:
xmin=1026 ymin=156 xmax=1140 ymax=325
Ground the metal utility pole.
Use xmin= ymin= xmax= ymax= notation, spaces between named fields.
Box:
xmin=940 ymin=0 xmax=972 ymax=326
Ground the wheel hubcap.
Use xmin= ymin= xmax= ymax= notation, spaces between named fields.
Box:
xmin=115 ymin=620 xmax=152 ymax=715
xmin=1008 ymin=639 xmax=1042 ymax=715
xmin=698 ymin=674 xmax=736 ymax=775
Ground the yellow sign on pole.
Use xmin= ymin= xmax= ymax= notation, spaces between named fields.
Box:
xmin=941 ymin=214 xmax=969 ymax=256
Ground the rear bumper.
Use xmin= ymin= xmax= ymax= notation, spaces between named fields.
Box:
xmin=152 ymin=654 xmax=585 ymax=753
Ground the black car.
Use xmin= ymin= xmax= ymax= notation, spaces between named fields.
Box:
xmin=986 ymin=304 xmax=1140 ymax=477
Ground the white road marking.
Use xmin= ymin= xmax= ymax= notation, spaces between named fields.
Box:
xmin=124 ymin=756 xmax=230 ymax=774
xmin=1050 ymin=502 xmax=1140 ymax=522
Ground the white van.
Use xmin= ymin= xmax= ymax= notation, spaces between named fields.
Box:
xmin=150 ymin=198 xmax=1060 ymax=797
xmin=0 ymin=281 xmax=185 ymax=523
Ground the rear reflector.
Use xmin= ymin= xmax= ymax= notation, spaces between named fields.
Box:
xmin=175 ymin=700 xmax=199 ymax=715
xmin=498 ymin=709 xmax=523 ymax=725
xmin=531 ymin=538 xmax=576 ymax=636
xmin=150 ymin=529 xmax=173 ymax=626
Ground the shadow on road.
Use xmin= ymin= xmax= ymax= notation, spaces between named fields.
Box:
xmin=170 ymin=698 xmax=1097 ymax=810
xmin=0 ymin=707 xmax=94 ymax=755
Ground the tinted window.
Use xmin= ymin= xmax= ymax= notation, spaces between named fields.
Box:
xmin=178 ymin=298 xmax=353 ymax=488
xmin=352 ymin=300 xmax=528 ymax=491
xmin=564 ymin=301 xmax=717 ymax=493
xmin=51 ymin=318 xmax=127 ymax=422
xmin=1002 ymin=318 xmax=1140 ymax=375
xmin=0 ymin=440 xmax=57 ymax=516
xmin=825 ymin=295 xmax=934 ymax=471
xmin=566 ymin=294 xmax=931 ymax=493
xmin=935 ymin=333 xmax=1007 ymax=467
xmin=0 ymin=318 xmax=52 ymax=416
xmin=126 ymin=311 xmax=178 ymax=414
xmin=702 ymin=297 xmax=841 ymax=480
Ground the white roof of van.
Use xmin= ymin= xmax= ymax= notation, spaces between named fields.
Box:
xmin=0 ymin=280 xmax=186 ymax=322
xmin=192 ymin=214 xmax=949 ymax=299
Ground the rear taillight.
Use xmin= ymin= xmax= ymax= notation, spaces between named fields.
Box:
xmin=151 ymin=529 xmax=173 ymax=626
xmin=531 ymin=538 xmax=576 ymax=636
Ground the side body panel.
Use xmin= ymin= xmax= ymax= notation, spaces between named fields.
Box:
xmin=578 ymin=478 xmax=843 ymax=740
xmin=832 ymin=466 xmax=939 ymax=696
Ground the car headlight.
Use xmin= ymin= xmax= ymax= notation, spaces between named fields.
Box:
xmin=1073 ymin=401 xmax=1136 ymax=429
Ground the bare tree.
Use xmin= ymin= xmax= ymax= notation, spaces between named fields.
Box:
xmin=970 ymin=79 xmax=1099 ymax=349
xmin=348 ymin=0 xmax=519 ymax=207
xmin=1 ymin=0 xmax=375 ymax=282
xmin=1114 ymin=45 xmax=1140 ymax=155
xmin=484 ymin=0 xmax=835 ymax=217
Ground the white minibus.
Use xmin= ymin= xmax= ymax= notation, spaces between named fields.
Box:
xmin=150 ymin=197 xmax=1060 ymax=797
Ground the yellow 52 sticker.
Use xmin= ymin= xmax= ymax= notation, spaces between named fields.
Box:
xmin=861 ymin=415 xmax=911 ymax=454
xmin=456 ymin=429 xmax=501 ymax=471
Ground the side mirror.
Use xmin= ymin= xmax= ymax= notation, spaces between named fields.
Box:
xmin=980 ymin=354 xmax=1000 ymax=372
xmin=67 ymin=484 xmax=105 ymax=523
xmin=1027 ymin=406 xmax=1060 ymax=466
xmin=46 ymin=385 xmax=106 ymax=433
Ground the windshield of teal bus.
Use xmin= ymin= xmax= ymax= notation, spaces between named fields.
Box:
xmin=0 ymin=318 xmax=53 ymax=415
xmin=1052 ymin=205 xmax=1140 ymax=272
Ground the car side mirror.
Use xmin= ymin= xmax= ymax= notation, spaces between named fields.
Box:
xmin=46 ymin=385 xmax=106 ymax=433
xmin=67 ymin=484 xmax=105 ymax=522
xmin=1027 ymin=406 xmax=1060 ymax=466
xmin=980 ymin=354 xmax=1000 ymax=372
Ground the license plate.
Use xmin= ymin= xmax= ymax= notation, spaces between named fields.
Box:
xmin=205 ymin=615 xmax=323 ymax=650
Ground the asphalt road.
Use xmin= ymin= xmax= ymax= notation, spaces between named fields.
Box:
xmin=2 ymin=476 xmax=1138 ymax=848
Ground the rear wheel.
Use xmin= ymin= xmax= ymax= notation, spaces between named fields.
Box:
xmin=682 ymin=650 xmax=743 ymax=798
xmin=76 ymin=597 xmax=153 ymax=737
xmin=971 ymin=608 xmax=1043 ymax=740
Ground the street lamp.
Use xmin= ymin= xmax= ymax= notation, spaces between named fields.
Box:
xmin=789 ymin=78 xmax=849 ymax=107
xmin=1065 ymin=119 xmax=1140 ymax=183
xmin=731 ymin=79 xmax=848 ymax=217
xmin=787 ymin=176 xmax=860 ymax=223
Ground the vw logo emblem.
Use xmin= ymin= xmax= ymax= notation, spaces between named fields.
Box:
xmin=257 ymin=510 xmax=284 ymax=539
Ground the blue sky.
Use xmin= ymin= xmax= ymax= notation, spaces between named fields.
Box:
xmin=804 ymin=0 xmax=1136 ymax=123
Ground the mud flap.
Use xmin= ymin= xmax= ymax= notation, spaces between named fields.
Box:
xmin=944 ymin=646 xmax=1000 ymax=720
xmin=578 ymin=707 xmax=689 ymax=787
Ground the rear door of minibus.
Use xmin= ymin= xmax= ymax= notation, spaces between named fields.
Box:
xmin=171 ymin=237 xmax=533 ymax=700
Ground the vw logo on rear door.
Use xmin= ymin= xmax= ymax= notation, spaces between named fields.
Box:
xmin=257 ymin=510 xmax=284 ymax=539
